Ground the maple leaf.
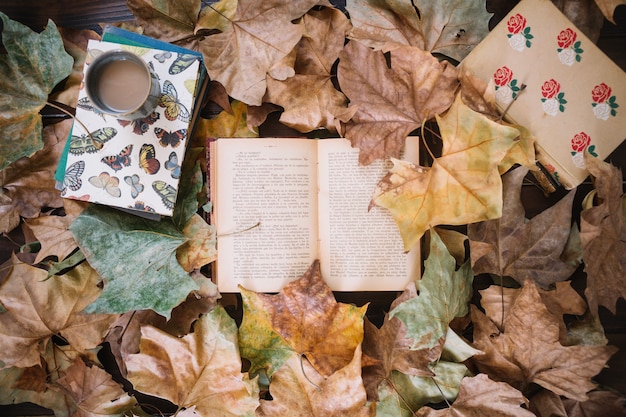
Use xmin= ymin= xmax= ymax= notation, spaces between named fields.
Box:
xmin=580 ymin=153 xmax=626 ymax=315
xmin=257 ymin=345 xmax=374 ymax=417
xmin=127 ymin=0 xmax=203 ymax=49
xmin=0 ymin=120 xmax=68 ymax=234
xmin=196 ymin=0 xmax=328 ymax=105
xmin=372 ymin=95 xmax=519 ymax=249
xmin=468 ymin=166 xmax=580 ymax=288
xmin=56 ymin=358 xmax=139 ymax=417
xmin=176 ymin=214 xmax=217 ymax=272
xmin=415 ymin=374 xmax=535 ymax=417
xmin=337 ymin=40 xmax=458 ymax=165
xmin=390 ymin=229 xmax=474 ymax=352
xmin=376 ymin=361 xmax=471 ymax=416
xmin=0 ymin=258 xmax=116 ymax=369
xmin=346 ymin=0 xmax=492 ymax=62
xmin=69 ymin=204 xmax=199 ymax=317
xmin=480 ymin=281 xmax=587 ymax=343
xmin=563 ymin=389 xmax=626 ymax=416
xmin=471 ymin=279 xmax=618 ymax=401
xmin=238 ymin=260 xmax=367 ymax=377
xmin=361 ymin=315 xmax=438 ymax=401
xmin=125 ymin=306 xmax=260 ymax=416
xmin=593 ymin=0 xmax=626 ymax=23
xmin=264 ymin=7 xmax=355 ymax=132
xmin=193 ymin=100 xmax=258 ymax=139
xmin=0 ymin=13 xmax=73 ymax=171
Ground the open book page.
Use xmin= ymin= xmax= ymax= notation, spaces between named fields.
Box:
xmin=211 ymin=138 xmax=320 ymax=292
xmin=317 ymin=138 xmax=420 ymax=291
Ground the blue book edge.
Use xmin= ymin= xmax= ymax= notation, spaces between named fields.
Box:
xmin=55 ymin=26 xmax=207 ymax=187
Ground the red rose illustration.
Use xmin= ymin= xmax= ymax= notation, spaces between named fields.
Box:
xmin=571 ymin=132 xmax=591 ymax=152
xmin=507 ymin=13 xmax=527 ymax=34
xmin=493 ymin=66 xmax=513 ymax=87
xmin=591 ymin=83 xmax=612 ymax=103
xmin=557 ymin=28 xmax=577 ymax=49
xmin=541 ymin=79 xmax=560 ymax=99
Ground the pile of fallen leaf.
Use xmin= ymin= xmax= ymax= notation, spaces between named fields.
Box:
xmin=0 ymin=0 xmax=625 ymax=416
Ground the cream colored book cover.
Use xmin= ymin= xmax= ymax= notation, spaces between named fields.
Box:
xmin=460 ymin=0 xmax=625 ymax=189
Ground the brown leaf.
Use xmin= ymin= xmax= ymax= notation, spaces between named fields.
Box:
xmin=471 ymin=280 xmax=618 ymax=401
xmin=416 ymin=374 xmax=535 ymax=417
xmin=361 ymin=315 xmax=438 ymax=401
xmin=265 ymin=8 xmax=355 ymax=132
xmin=580 ymin=153 xmax=626 ymax=315
xmin=593 ymin=0 xmax=626 ymax=23
xmin=562 ymin=389 xmax=626 ymax=416
xmin=257 ymin=345 xmax=374 ymax=417
xmin=196 ymin=0 xmax=329 ymax=105
xmin=529 ymin=389 xmax=567 ymax=417
xmin=56 ymin=359 xmax=138 ymax=417
xmin=337 ymin=41 xmax=458 ymax=165
xmin=0 ymin=258 xmax=117 ymax=368
xmin=0 ymin=119 xmax=68 ymax=233
xmin=127 ymin=0 xmax=202 ymax=49
xmin=469 ymin=166 xmax=580 ymax=288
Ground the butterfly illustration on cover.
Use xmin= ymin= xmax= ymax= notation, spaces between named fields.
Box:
xmin=129 ymin=201 xmax=156 ymax=213
xmin=139 ymin=143 xmax=160 ymax=175
xmin=117 ymin=111 xmax=160 ymax=135
xmin=152 ymin=180 xmax=177 ymax=209
xmin=70 ymin=127 xmax=117 ymax=155
xmin=89 ymin=172 xmax=121 ymax=197
xmin=154 ymin=51 xmax=172 ymax=63
xmin=155 ymin=127 xmax=186 ymax=148
xmin=124 ymin=174 xmax=144 ymax=198
xmin=165 ymin=152 xmax=181 ymax=179
xmin=77 ymin=97 xmax=106 ymax=119
xmin=159 ymin=80 xmax=190 ymax=122
xmin=101 ymin=144 xmax=133 ymax=172
xmin=168 ymin=53 xmax=197 ymax=75
xmin=63 ymin=160 xmax=85 ymax=192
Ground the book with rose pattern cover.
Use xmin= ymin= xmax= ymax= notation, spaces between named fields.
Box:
xmin=60 ymin=38 xmax=204 ymax=216
xmin=460 ymin=0 xmax=626 ymax=189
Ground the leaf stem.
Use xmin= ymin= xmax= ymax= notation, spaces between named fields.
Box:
xmin=299 ymin=354 xmax=321 ymax=392
xmin=45 ymin=101 xmax=100 ymax=149
xmin=430 ymin=376 xmax=452 ymax=408
xmin=383 ymin=376 xmax=416 ymax=415
xmin=498 ymin=84 xmax=527 ymax=121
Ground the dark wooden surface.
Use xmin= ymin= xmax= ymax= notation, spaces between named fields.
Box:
xmin=1 ymin=1 xmax=625 ymax=415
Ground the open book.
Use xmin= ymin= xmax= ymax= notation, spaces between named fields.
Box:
xmin=209 ymin=137 xmax=420 ymax=292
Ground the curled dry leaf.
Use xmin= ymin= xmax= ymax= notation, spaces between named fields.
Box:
xmin=415 ymin=374 xmax=535 ymax=417
xmin=372 ymin=95 xmax=519 ymax=249
xmin=471 ymin=279 xmax=618 ymax=401
xmin=0 ymin=119 xmax=68 ymax=233
xmin=0 ymin=258 xmax=116 ymax=369
xmin=257 ymin=345 xmax=374 ymax=417
xmin=265 ymin=7 xmax=356 ymax=132
xmin=593 ymin=0 xmax=626 ymax=23
xmin=580 ymin=153 xmax=626 ymax=315
xmin=338 ymin=41 xmax=459 ymax=165
xmin=239 ymin=260 xmax=367 ymax=378
xmin=126 ymin=306 xmax=260 ymax=416
xmin=469 ymin=166 xmax=580 ymax=288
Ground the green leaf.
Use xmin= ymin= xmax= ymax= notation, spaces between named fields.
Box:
xmin=390 ymin=229 xmax=474 ymax=350
xmin=69 ymin=205 xmax=198 ymax=317
xmin=0 ymin=13 xmax=73 ymax=170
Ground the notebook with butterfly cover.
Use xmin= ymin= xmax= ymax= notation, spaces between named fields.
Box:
xmin=61 ymin=38 xmax=204 ymax=217
xmin=459 ymin=0 xmax=626 ymax=189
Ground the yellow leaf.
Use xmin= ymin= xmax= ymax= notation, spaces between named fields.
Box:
xmin=372 ymin=95 xmax=520 ymax=250
xmin=192 ymin=100 xmax=258 ymax=139
xmin=176 ymin=213 xmax=217 ymax=272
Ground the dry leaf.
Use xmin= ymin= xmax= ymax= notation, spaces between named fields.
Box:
xmin=580 ymin=153 xmax=626 ymax=315
xmin=265 ymin=7 xmax=355 ymax=132
xmin=197 ymin=0 xmax=328 ymax=105
xmin=361 ymin=315 xmax=438 ymax=400
xmin=372 ymin=95 xmax=519 ymax=249
xmin=56 ymin=359 xmax=138 ymax=417
xmin=0 ymin=119 xmax=68 ymax=233
xmin=471 ymin=280 xmax=617 ymax=401
xmin=193 ymin=100 xmax=258 ymax=140
xmin=125 ymin=306 xmax=259 ymax=416
xmin=0 ymin=258 xmax=116 ymax=368
xmin=593 ymin=0 xmax=626 ymax=23
xmin=176 ymin=213 xmax=217 ymax=272
xmin=338 ymin=41 xmax=458 ymax=165
xmin=257 ymin=345 xmax=374 ymax=417
xmin=469 ymin=166 xmax=580 ymax=288
xmin=563 ymin=389 xmax=626 ymax=416
xmin=415 ymin=374 xmax=535 ymax=417
xmin=529 ymin=389 xmax=568 ymax=417
xmin=239 ymin=260 xmax=367 ymax=377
